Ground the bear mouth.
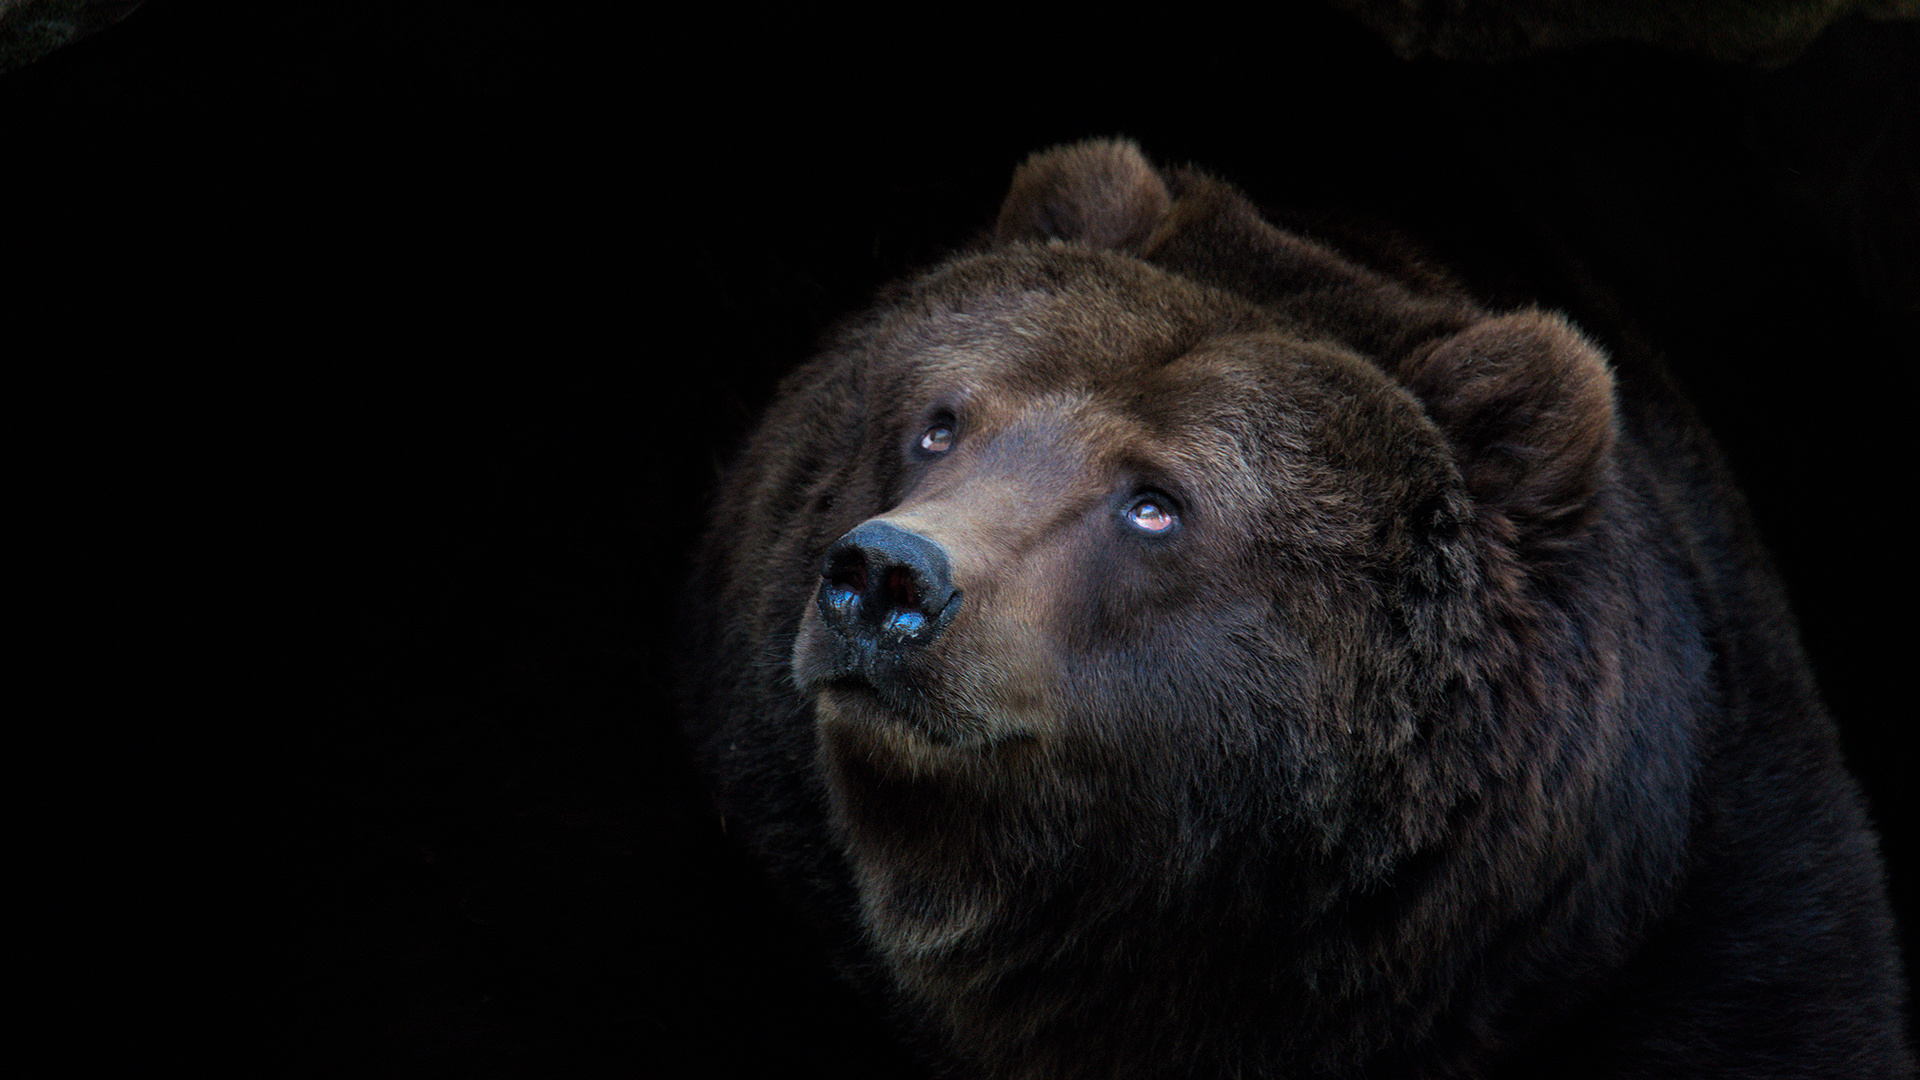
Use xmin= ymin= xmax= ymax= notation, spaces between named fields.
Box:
xmin=795 ymin=599 xmax=1038 ymax=750
xmin=816 ymin=677 xmax=973 ymax=745
xmin=794 ymin=598 xmax=946 ymax=698
xmin=812 ymin=676 xmax=1038 ymax=754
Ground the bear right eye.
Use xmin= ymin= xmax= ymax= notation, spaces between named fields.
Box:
xmin=1123 ymin=494 xmax=1180 ymax=535
xmin=917 ymin=423 xmax=955 ymax=456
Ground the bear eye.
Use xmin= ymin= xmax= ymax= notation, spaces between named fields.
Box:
xmin=918 ymin=422 xmax=955 ymax=456
xmin=1124 ymin=494 xmax=1178 ymax=534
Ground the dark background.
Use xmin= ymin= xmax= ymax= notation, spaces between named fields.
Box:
xmin=6 ymin=2 xmax=1912 ymax=1075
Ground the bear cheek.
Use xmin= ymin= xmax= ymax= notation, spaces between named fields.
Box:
xmin=949 ymin=586 xmax=1064 ymax=739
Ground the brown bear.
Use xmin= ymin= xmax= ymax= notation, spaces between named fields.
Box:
xmin=678 ymin=139 xmax=1909 ymax=1078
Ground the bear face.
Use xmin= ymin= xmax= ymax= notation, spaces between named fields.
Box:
xmin=680 ymin=140 xmax=1908 ymax=1079
xmin=792 ymin=253 xmax=1462 ymax=762
xmin=777 ymin=229 xmax=1685 ymax=1075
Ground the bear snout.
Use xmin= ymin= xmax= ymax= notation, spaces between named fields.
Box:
xmin=818 ymin=520 xmax=963 ymax=653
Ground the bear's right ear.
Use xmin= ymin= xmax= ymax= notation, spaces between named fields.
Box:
xmin=1399 ymin=310 xmax=1616 ymax=546
xmin=993 ymin=138 xmax=1172 ymax=253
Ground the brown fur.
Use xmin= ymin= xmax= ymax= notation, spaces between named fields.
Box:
xmin=680 ymin=139 xmax=1908 ymax=1079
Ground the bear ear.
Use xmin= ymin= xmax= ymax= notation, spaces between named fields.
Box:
xmin=1399 ymin=310 xmax=1616 ymax=543
xmin=993 ymin=138 xmax=1172 ymax=252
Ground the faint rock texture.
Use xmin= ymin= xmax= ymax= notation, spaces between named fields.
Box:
xmin=1 ymin=0 xmax=144 ymax=74
xmin=1328 ymin=0 xmax=1916 ymax=65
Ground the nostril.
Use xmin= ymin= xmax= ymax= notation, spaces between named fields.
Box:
xmin=884 ymin=567 xmax=919 ymax=612
xmin=824 ymin=582 xmax=862 ymax=621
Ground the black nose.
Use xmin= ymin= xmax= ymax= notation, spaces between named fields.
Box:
xmin=818 ymin=520 xmax=961 ymax=647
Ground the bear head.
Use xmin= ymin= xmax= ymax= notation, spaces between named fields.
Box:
xmin=688 ymin=139 xmax=1738 ymax=1077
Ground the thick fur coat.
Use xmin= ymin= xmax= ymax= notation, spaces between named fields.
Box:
xmin=679 ymin=140 xmax=1908 ymax=1079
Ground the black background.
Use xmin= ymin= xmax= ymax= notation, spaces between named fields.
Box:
xmin=6 ymin=3 xmax=1913 ymax=1075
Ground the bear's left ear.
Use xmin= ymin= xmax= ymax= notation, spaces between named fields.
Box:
xmin=994 ymin=138 xmax=1172 ymax=253
xmin=1399 ymin=310 xmax=1616 ymax=543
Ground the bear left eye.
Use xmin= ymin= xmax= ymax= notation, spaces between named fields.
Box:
xmin=1124 ymin=495 xmax=1178 ymax=534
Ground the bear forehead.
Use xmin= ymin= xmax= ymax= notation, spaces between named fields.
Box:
xmin=880 ymin=246 xmax=1260 ymax=385
xmin=870 ymin=248 xmax=1444 ymax=481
